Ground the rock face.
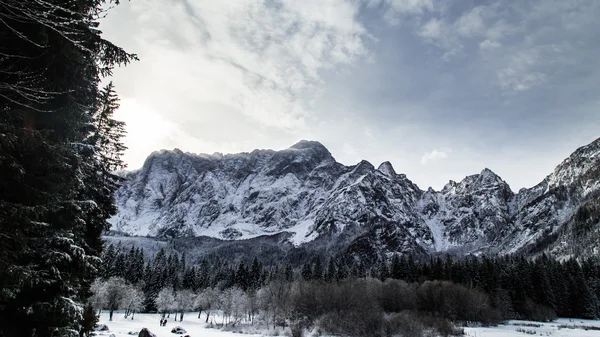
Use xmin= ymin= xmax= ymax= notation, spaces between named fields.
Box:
xmin=416 ymin=168 xmax=515 ymax=254
xmin=110 ymin=138 xmax=600 ymax=257
xmin=138 ymin=328 xmax=156 ymax=337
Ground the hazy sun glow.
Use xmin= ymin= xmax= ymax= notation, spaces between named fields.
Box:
xmin=115 ymin=98 xmax=177 ymax=169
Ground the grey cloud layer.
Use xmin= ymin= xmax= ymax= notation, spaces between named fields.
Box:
xmin=101 ymin=0 xmax=600 ymax=190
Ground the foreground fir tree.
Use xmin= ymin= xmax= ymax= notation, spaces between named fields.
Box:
xmin=0 ymin=0 xmax=136 ymax=336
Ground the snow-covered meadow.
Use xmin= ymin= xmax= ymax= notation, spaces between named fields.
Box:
xmin=96 ymin=312 xmax=600 ymax=337
xmin=95 ymin=312 xmax=262 ymax=337
xmin=463 ymin=319 xmax=600 ymax=337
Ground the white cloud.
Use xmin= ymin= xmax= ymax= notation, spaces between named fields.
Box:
xmin=409 ymin=2 xmax=562 ymax=92
xmin=480 ymin=39 xmax=501 ymax=50
xmin=498 ymin=69 xmax=546 ymax=92
xmin=497 ymin=49 xmax=546 ymax=92
xmin=420 ymin=149 xmax=450 ymax=165
xmin=101 ymin=0 xmax=371 ymax=168
xmin=416 ymin=4 xmax=502 ymax=57
xmin=380 ymin=0 xmax=434 ymax=25
xmin=387 ymin=0 xmax=434 ymax=13
xmin=419 ymin=18 xmax=442 ymax=39
xmin=455 ymin=6 xmax=486 ymax=37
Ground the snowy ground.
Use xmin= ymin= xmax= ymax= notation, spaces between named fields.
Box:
xmin=464 ymin=319 xmax=600 ymax=337
xmin=96 ymin=312 xmax=262 ymax=337
xmin=97 ymin=313 xmax=600 ymax=337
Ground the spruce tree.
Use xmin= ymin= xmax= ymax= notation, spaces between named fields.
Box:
xmin=324 ymin=259 xmax=336 ymax=282
xmin=101 ymin=244 xmax=117 ymax=279
xmin=313 ymin=257 xmax=323 ymax=280
xmin=301 ymin=262 xmax=312 ymax=280
xmin=390 ymin=254 xmax=401 ymax=279
xmin=0 ymin=0 xmax=136 ymax=335
xmin=284 ymin=263 xmax=293 ymax=282
xmin=236 ymin=262 xmax=250 ymax=290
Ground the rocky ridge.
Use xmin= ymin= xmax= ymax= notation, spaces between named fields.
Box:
xmin=110 ymin=138 xmax=600 ymax=258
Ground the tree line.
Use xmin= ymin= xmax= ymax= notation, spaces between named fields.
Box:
xmin=99 ymin=243 xmax=600 ymax=325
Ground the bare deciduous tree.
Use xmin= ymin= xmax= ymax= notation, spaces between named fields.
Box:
xmin=174 ymin=289 xmax=195 ymax=321
xmin=259 ymin=277 xmax=292 ymax=329
xmin=156 ymin=287 xmax=176 ymax=319
xmin=196 ymin=287 xmax=221 ymax=323
xmin=122 ymin=285 xmax=145 ymax=320
xmin=89 ymin=279 xmax=107 ymax=316
xmin=103 ymin=277 xmax=128 ymax=321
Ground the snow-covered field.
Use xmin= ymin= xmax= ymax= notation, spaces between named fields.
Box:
xmin=97 ymin=313 xmax=600 ymax=337
xmin=464 ymin=319 xmax=600 ymax=337
xmin=96 ymin=312 xmax=262 ymax=337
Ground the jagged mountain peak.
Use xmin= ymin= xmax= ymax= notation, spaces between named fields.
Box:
xmin=145 ymin=147 xmax=220 ymax=163
xmin=352 ymin=159 xmax=375 ymax=174
xmin=377 ymin=161 xmax=397 ymax=177
xmin=478 ymin=168 xmax=510 ymax=187
xmin=289 ymin=139 xmax=327 ymax=151
xmin=480 ymin=167 xmax=496 ymax=176
xmin=286 ymin=140 xmax=333 ymax=164
xmin=440 ymin=168 xmax=510 ymax=194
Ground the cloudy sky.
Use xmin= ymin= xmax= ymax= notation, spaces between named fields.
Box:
xmin=101 ymin=0 xmax=600 ymax=191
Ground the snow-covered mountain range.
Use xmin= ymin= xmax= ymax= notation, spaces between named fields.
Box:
xmin=110 ymin=138 xmax=600 ymax=257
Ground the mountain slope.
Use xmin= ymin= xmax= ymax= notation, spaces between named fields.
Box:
xmin=110 ymin=138 xmax=600 ymax=257
xmin=501 ymin=138 xmax=600 ymax=256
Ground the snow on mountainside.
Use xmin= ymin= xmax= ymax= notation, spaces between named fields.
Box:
xmin=111 ymin=141 xmax=343 ymax=241
xmin=501 ymin=138 xmax=600 ymax=256
xmin=110 ymin=138 xmax=600 ymax=257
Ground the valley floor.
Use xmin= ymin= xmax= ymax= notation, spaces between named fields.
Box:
xmin=96 ymin=312 xmax=261 ymax=337
xmin=97 ymin=312 xmax=600 ymax=337
xmin=463 ymin=319 xmax=600 ymax=337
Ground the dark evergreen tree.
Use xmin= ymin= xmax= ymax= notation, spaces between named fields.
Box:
xmin=114 ymin=253 xmax=126 ymax=279
xmin=198 ymin=259 xmax=210 ymax=289
xmin=181 ymin=267 xmax=195 ymax=290
xmin=249 ymin=257 xmax=262 ymax=289
xmin=133 ymin=248 xmax=145 ymax=284
xmin=406 ymin=255 xmax=417 ymax=282
xmin=531 ymin=261 xmax=556 ymax=312
xmin=301 ymin=262 xmax=312 ymax=280
xmin=78 ymin=304 xmax=99 ymax=337
xmin=0 ymin=0 xmax=136 ymax=335
xmin=180 ymin=252 xmax=187 ymax=273
xmin=390 ymin=254 xmax=402 ymax=279
xmin=313 ymin=257 xmax=323 ymax=280
xmin=284 ymin=263 xmax=294 ymax=282
xmin=236 ymin=262 xmax=250 ymax=290
xmin=335 ymin=260 xmax=348 ymax=282
xmin=324 ymin=259 xmax=336 ymax=282
xmin=124 ymin=246 xmax=136 ymax=283
xmin=566 ymin=260 xmax=596 ymax=318
xmin=101 ymin=244 xmax=117 ymax=279
xmin=377 ymin=260 xmax=389 ymax=281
